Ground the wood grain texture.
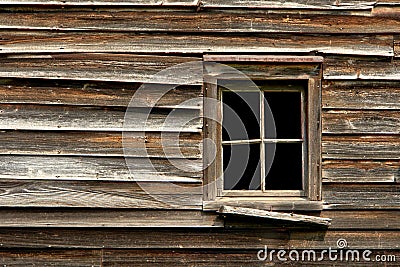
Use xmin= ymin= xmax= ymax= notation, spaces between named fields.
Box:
xmin=0 ymin=54 xmax=202 ymax=84
xmin=323 ymin=80 xmax=400 ymax=109
xmin=322 ymin=160 xmax=400 ymax=182
xmin=204 ymin=197 xmax=323 ymax=211
xmin=0 ymin=0 xmax=377 ymax=10
xmin=395 ymin=35 xmax=400 ymax=57
xmin=0 ymin=156 xmax=202 ymax=182
xmin=0 ymin=0 xmax=197 ymax=5
xmin=225 ymin=210 xmax=400 ymax=230
xmin=0 ymin=228 xmax=398 ymax=250
xmin=0 ymin=209 xmax=223 ymax=227
xmin=0 ymin=250 xmax=101 ymax=267
xmin=289 ymin=230 xmax=400 ymax=249
xmin=0 ymin=32 xmax=393 ymax=57
xmin=322 ymin=110 xmax=400 ymax=134
xmin=321 ymin=210 xmax=400 ymax=230
xmin=0 ymin=180 xmax=202 ymax=208
xmin=102 ymin=249 xmax=400 ymax=266
xmin=323 ymin=184 xmax=400 ymax=209
xmin=0 ymin=228 xmax=289 ymax=249
xmin=0 ymin=104 xmax=202 ymax=132
xmin=205 ymin=62 xmax=321 ymax=80
xmin=0 ymin=79 xmax=202 ymax=109
xmin=1 ymin=11 xmax=400 ymax=34
xmin=219 ymin=205 xmax=331 ymax=226
xmin=0 ymin=131 xmax=202 ymax=158
xmin=324 ymin=57 xmax=400 ymax=80
xmin=323 ymin=136 xmax=400 ymax=160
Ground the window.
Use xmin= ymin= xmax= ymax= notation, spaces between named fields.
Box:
xmin=203 ymin=55 xmax=322 ymax=211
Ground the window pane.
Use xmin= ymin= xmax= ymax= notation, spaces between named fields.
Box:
xmin=223 ymin=144 xmax=261 ymax=190
xmin=264 ymin=143 xmax=303 ymax=190
xmin=264 ymin=92 xmax=302 ymax=139
xmin=222 ymin=91 xmax=260 ymax=141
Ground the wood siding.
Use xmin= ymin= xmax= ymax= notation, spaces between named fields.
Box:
xmin=0 ymin=0 xmax=399 ymax=265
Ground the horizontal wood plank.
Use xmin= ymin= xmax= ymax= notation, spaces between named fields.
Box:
xmin=323 ymin=184 xmax=400 ymax=209
xmin=0 ymin=11 xmax=400 ymax=34
xmin=0 ymin=156 xmax=202 ymax=182
xmin=0 ymin=79 xmax=202 ymax=108
xmin=321 ymin=210 xmax=400 ymax=230
xmin=219 ymin=205 xmax=331 ymax=226
xmin=203 ymin=197 xmax=323 ymax=211
xmin=395 ymin=34 xmax=400 ymax=57
xmin=0 ymin=228 xmax=289 ymax=249
xmin=0 ymin=54 xmax=202 ymax=84
xmin=322 ymin=159 xmax=400 ymax=182
xmin=0 ymin=228 xmax=398 ymax=250
xmin=0 ymin=0 xmax=377 ymax=10
xmin=0 ymin=250 xmax=101 ymax=267
xmin=203 ymin=0 xmax=376 ymax=9
xmin=225 ymin=210 xmax=400 ymax=230
xmin=205 ymin=62 xmax=321 ymax=80
xmin=0 ymin=32 xmax=393 ymax=57
xmin=323 ymin=136 xmax=400 ymax=160
xmin=0 ymin=131 xmax=202 ymax=158
xmin=289 ymin=230 xmax=400 ymax=249
xmin=102 ymin=249 xmax=400 ymax=266
xmin=324 ymin=57 xmax=400 ymax=80
xmin=0 ymin=104 xmax=202 ymax=132
xmin=0 ymin=209 xmax=223 ymax=227
xmin=0 ymin=180 xmax=202 ymax=208
xmin=322 ymin=110 xmax=400 ymax=134
xmin=323 ymin=81 xmax=400 ymax=109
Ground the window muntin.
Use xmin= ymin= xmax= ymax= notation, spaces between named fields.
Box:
xmin=221 ymin=81 xmax=306 ymax=196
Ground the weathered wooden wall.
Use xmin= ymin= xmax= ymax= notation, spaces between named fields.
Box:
xmin=0 ymin=0 xmax=399 ymax=265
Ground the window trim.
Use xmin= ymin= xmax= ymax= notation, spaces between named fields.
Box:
xmin=203 ymin=55 xmax=322 ymax=211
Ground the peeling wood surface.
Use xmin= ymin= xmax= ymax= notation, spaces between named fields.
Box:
xmin=323 ymin=81 xmax=400 ymax=109
xmin=0 ymin=131 xmax=202 ymax=158
xmin=0 ymin=209 xmax=223 ymax=227
xmin=324 ymin=57 xmax=400 ymax=80
xmin=1 ymin=11 xmax=400 ymax=34
xmin=0 ymin=0 xmax=378 ymax=9
xmin=0 ymin=54 xmax=202 ymax=85
xmin=0 ymin=79 xmax=202 ymax=109
xmin=322 ymin=110 xmax=400 ymax=134
xmin=0 ymin=104 xmax=202 ymax=132
xmin=205 ymin=62 xmax=321 ymax=79
xmin=322 ymin=160 xmax=400 ymax=182
xmin=323 ymin=136 xmax=400 ymax=160
xmin=0 ymin=180 xmax=202 ymax=208
xmin=204 ymin=198 xmax=323 ymax=211
xmin=323 ymin=184 xmax=400 ymax=209
xmin=0 ymin=32 xmax=394 ymax=57
xmin=0 ymin=156 xmax=202 ymax=182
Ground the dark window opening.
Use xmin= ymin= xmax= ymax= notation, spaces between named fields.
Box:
xmin=223 ymin=144 xmax=261 ymax=190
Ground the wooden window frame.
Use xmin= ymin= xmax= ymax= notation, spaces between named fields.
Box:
xmin=203 ymin=55 xmax=323 ymax=211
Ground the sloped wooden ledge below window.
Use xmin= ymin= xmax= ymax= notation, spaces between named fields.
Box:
xmin=218 ymin=205 xmax=331 ymax=227
xmin=203 ymin=197 xmax=323 ymax=212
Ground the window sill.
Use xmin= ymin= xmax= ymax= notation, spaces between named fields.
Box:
xmin=203 ymin=197 xmax=323 ymax=212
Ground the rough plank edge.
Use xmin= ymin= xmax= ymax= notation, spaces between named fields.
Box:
xmin=204 ymin=55 xmax=324 ymax=63
xmin=218 ymin=205 xmax=331 ymax=226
